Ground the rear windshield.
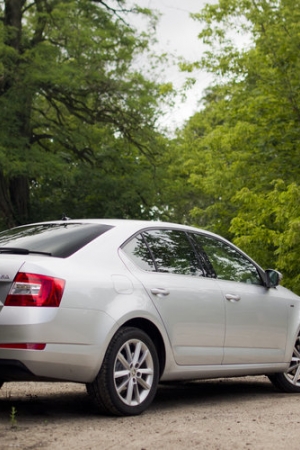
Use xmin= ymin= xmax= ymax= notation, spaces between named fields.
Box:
xmin=0 ymin=223 xmax=113 ymax=258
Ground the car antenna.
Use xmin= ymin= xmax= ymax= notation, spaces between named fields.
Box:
xmin=61 ymin=213 xmax=71 ymax=221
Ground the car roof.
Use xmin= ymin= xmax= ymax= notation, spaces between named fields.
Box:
xmin=19 ymin=218 xmax=237 ymax=249
xmin=8 ymin=218 xmax=264 ymax=271
xmin=24 ymin=218 xmax=217 ymax=237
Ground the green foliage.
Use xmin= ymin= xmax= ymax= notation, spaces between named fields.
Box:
xmin=0 ymin=0 xmax=173 ymax=227
xmin=10 ymin=406 xmax=17 ymax=428
xmin=166 ymin=0 xmax=300 ymax=293
xmin=30 ymin=134 xmax=169 ymax=221
xmin=230 ymin=181 xmax=300 ymax=292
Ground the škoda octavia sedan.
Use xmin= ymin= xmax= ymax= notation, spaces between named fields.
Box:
xmin=0 ymin=219 xmax=299 ymax=415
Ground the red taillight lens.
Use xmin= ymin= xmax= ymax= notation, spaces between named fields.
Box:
xmin=0 ymin=343 xmax=46 ymax=350
xmin=5 ymin=272 xmax=65 ymax=307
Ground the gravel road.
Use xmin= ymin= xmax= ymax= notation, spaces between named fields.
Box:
xmin=0 ymin=376 xmax=299 ymax=450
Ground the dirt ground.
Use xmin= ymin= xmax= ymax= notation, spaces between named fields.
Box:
xmin=0 ymin=376 xmax=299 ymax=450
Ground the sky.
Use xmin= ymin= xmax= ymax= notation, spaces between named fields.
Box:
xmin=131 ymin=0 xmax=215 ymax=129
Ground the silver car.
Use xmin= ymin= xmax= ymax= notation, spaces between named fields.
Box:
xmin=0 ymin=219 xmax=299 ymax=416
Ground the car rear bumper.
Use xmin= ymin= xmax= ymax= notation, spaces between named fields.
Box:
xmin=0 ymin=342 xmax=108 ymax=383
xmin=0 ymin=307 xmax=118 ymax=383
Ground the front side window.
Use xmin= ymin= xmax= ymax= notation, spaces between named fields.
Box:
xmin=192 ymin=233 xmax=263 ymax=285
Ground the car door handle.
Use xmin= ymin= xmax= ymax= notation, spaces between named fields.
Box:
xmin=151 ymin=288 xmax=170 ymax=297
xmin=225 ymin=293 xmax=241 ymax=302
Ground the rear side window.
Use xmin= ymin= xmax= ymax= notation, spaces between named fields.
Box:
xmin=0 ymin=223 xmax=113 ymax=258
xmin=122 ymin=234 xmax=156 ymax=271
xmin=123 ymin=229 xmax=204 ymax=276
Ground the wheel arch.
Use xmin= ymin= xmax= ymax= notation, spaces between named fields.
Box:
xmin=121 ymin=318 xmax=166 ymax=378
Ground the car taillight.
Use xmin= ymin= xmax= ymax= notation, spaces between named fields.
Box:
xmin=5 ymin=272 xmax=65 ymax=307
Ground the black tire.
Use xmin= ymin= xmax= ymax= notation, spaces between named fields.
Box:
xmin=269 ymin=332 xmax=300 ymax=393
xmin=86 ymin=327 xmax=159 ymax=416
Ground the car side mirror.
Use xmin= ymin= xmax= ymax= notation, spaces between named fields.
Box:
xmin=265 ymin=269 xmax=282 ymax=288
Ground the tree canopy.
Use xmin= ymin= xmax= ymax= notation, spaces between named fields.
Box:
xmin=166 ymin=0 xmax=300 ymax=292
xmin=0 ymin=0 xmax=172 ymax=227
xmin=2 ymin=0 xmax=300 ymax=294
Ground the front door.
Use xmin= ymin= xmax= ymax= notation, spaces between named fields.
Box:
xmin=191 ymin=232 xmax=288 ymax=364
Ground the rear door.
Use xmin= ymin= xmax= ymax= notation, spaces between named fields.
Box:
xmin=122 ymin=228 xmax=225 ymax=366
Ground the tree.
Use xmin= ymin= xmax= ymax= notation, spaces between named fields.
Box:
xmin=0 ymin=0 xmax=172 ymax=227
xmin=167 ymin=0 xmax=300 ymax=292
xmin=29 ymin=133 xmax=169 ymax=221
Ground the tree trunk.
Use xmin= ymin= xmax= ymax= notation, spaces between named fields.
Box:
xmin=0 ymin=1 xmax=30 ymax=228
xmin=4 ymin=0 xmax=24 ymax=50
